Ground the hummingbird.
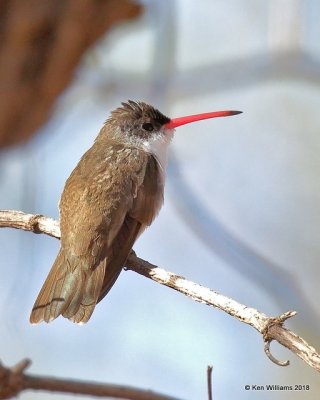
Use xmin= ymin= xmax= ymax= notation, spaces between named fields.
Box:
xmin=30 ymin=100 xmax=241 ymax=324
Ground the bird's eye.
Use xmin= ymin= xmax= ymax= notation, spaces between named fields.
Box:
xmin=142 ymin=122 xmax=154 ymax=132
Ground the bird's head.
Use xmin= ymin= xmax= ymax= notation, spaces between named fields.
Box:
xmin=102 ymin=100 xmax=242 ymax=150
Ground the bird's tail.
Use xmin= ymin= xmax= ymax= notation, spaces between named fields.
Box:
xmin=29 ymin=249 xmax=106 ymax=324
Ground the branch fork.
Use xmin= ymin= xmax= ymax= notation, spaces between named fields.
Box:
xmin=0 ymin=359 xmax=178 ymax=400
xmin=262 ymin=311 xmax=297 ymax=367
xmin=0 ymin=359 xmax=30 ymax=399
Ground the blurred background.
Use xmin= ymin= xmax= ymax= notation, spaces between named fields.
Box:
xmin=0 ymin=0 xmax=320 ymax=398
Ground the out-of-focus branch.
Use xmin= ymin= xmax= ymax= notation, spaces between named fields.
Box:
xmin=0 ymin=359 xmax=179 ymax=400
xmin=207 ymin=365 xmax=213 ymax=400
xmin=1 ymin=210 xmax=320 ymax=374
xmin=0 ymin=0 xmax=142 ymax=148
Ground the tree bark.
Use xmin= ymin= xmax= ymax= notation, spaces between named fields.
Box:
xmin=0 ymin=0 xmax=142 ymax=148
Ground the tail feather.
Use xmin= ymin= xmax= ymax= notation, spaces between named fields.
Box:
xmin=47 ymin=268 xmax=86 ymax=322
xmin=30 ymin=249 xmax=67 ymax=323
xmin=69 ymin=304 xmax=95 ymax=324
xmin=30 ymin=250 xmax=106 ymax=324
xmin=63 ymin=261 xmax=106 ymax=323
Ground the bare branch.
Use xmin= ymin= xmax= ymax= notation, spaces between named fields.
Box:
xmin=1 ymin=210 xmax=320 ymax=374
xmin=0 ymin=359 xmax=179 ymax=400
xmin=0 ymin=210 xmax=60 ymax=238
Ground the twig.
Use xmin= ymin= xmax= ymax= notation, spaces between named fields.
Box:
xmin=126 ymin=253 xmax=320 ymax=371
xmin=1 ymin=210 xmax=320 ymax=374
xmin=0 ymin=359 xmax=179 ymax=400
xmin=207 ymin=365 xmax=213 ymax=400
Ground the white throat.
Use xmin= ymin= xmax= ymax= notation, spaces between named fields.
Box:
xmin=142 ymin=128 xmax=174 ymax=173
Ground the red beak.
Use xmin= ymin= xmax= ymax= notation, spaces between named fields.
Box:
xmin=164 ymin=110 xmax=242 ymax=129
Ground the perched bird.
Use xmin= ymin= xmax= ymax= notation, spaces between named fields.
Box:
xmin=30 ymin=100 xmax=241 ymax=324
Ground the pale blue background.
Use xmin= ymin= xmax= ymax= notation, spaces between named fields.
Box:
xmin=1 ymin=1 xmax=320 ymax=399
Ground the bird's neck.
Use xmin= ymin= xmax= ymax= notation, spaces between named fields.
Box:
xmin=141 ymin=130 xmax=173 ymax=174
xmin=97 ymin=125 xmax=174 ymax=173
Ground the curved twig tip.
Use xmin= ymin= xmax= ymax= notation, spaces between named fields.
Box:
xmin=264 ymin=340 xmax=290 ymax=367
xmin=261 ymin=311 xmax=298 ymax=367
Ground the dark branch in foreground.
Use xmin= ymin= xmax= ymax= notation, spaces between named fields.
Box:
xmin=0 ymin=359 xmax=179 ymax=400
xmin=207 ymin=365 xmax=213 ymax=400
xmin=1 ymin=210 xmax=320 ymax=375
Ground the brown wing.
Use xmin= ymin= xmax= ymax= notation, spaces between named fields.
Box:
xmin=30 ymin=143 xmax=163 ymax=324
xmin=129 ymin=152 xmax=164 ymax=226
xmin=97 ymin=155 xmax=163 ymax=302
